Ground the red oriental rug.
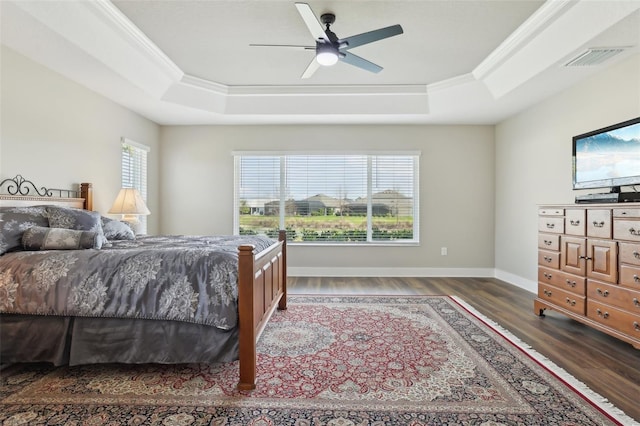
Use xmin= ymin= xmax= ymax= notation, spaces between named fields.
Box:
xmin=1 ymin=295 xmax=637 ymax=425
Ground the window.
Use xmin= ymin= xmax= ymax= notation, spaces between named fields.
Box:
xmin=121 ymin=138 xmax=149 ymax=233
xmin=234 ymin=152 xmax=419 ymax=244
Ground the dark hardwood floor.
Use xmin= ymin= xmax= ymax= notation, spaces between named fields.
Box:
xmin=288 ymin=276 xmax=640 ymax=421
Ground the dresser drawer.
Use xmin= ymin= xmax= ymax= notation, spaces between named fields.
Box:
xmin=613 ymin=219 xmax=640 ymax=242
xmin=613 ymin=208 xmax=640 ymax=218
xmin=620 ymin=264 xmax=640 ymax=290
xmin=538 ymin=217 xmax=564 ymax=234
xmin=538 ymin=234 xmax=560 ymax=251
xmin=539 ymin=207 xmax=564 ymax=216
xmin=619 ymin=242 xmax=640 ymax=266
xmin=587 ymin=280 xmax=640 ymax=313
xmin=538 ymin=266 xmax=585 ymax=295
xmin=587 ymin=209 xmax=612 ymax=239
xmin=565 ymin=209 xmax=585 ymax=236
xmin=538 ymin=284 xmax=586 ymax=315
xmin=538 ymin=250 xmax=560 ymax=269
xmin=587 ymin=300 xmax=640 ymax=338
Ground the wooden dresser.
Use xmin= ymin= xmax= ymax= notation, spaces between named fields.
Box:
xmin=535 ymin=203 xmax=640 ymax=349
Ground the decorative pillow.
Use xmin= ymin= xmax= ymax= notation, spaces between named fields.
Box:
xmin=0 ymin=206 xmax=49 ymax=255
xmin=101 ymin=216 xmax=135 ymax=241
xmin=22 ymin=226 xmax=101 ymax=250
xmin=46 ymin=206 xmax=108 ymax=247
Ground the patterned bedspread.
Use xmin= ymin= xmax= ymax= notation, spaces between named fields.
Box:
xmin=0 ymin=235 xmax=276 ymax=329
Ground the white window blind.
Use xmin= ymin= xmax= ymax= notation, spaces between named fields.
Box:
xmin=234 ymin=152 xmax=419 ymax=244
xmin=121 ymin=138 xmax=149 ymax=233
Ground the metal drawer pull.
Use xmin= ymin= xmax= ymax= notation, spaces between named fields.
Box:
xmin=544 ymin=240 xmax=552 ymax=246
xmin=592 ymin=221 xmax=605 ymax=228
xmin=634 ymin=298 xmax=639 ymax=307
xmin=543 ymin=272 xmax=552 ymax=279
xmin=578 ymin=255 xmax=593 ymax=260
xmin=630 ymin=228 xmax=640 ymax=236
xmin=565 ymin=297 xmax=576 ymax=306
xmin=596 ymin=288 xmax=609 ymax=297
xmin=634 ymin=322 xmax=639 ymax=331
xmin=633 ymin=251 xmax=640 ymax=259
xmin=570 ymin=220 xmax=580 ymax=226
xmin=596 ymin=308 xmax=609 ymax=318
xmin=565 ymin=279 xmax=576 ymax=287
xmin=543 ymin=290 xmax=552 ymax=297
xmin=546 ymin=223 xmax=555 ymax=229
xmin=634 ymin=275 xmax=640 ymax=283
xmin=544 ymin=256 xmax=552 ymax=263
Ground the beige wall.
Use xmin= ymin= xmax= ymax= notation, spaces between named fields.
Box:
xmin=160 ymin=125 xmax=496 ymax=275
xmin=0 ymin=46 xmax=161 ymax=234
xmin=494 ymin=54 xmax=640 ymax=292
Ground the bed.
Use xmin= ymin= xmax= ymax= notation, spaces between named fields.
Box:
xmin=0 ymin=175 xmax=287 ymax=390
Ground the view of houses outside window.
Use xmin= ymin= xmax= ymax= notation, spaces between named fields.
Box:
xmin=234 ymin=153 xmax=419 ymax=244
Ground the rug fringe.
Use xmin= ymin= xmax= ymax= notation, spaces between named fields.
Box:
xmin=449 ymin=296 xmax=639 ymax=426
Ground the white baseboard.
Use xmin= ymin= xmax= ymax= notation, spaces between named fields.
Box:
xmin=494 ymin=269 xmax=537 ymax=294
xmin=288 ymin=267 xmax=537 ymax=295
xmin=288 ymin=267 xmax=496 ymax=278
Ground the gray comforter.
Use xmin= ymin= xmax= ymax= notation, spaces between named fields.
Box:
xmin=0 ymin=235 xmax=276 ymax=329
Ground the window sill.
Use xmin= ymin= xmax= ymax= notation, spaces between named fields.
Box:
xmin=288 ymin=241 xmax=420 ymax=247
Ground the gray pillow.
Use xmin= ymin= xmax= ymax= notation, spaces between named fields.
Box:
xmin=46 ymin=206 xmax=108 ymax=247
xmin=0 ymin=206 xmax=49 ymax=255
xmin=101 ymin=216 xmax=135 ymax=241
xmin=22 ymin=225 xmax=102 ymax=250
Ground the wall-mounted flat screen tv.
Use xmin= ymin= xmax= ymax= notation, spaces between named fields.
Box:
xmin=572 ymin=117 xmax=640 ymax=191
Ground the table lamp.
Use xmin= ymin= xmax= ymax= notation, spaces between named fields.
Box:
xmin=108 ymin=188 xmax=150 ymax=234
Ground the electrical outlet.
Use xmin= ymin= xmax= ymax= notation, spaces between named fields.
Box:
xmin=441 ymin=247 xmax=448 ymax=256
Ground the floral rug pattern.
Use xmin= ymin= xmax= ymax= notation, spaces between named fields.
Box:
xmin=0 ymin=296 xmax=629 ymax=425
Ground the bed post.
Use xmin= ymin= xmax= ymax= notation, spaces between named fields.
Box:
xmin=80 ymin=183 xmax=93 ymax=211
xmin=237 ymin=244 xmax=257 ymax=390
xmin=278 ymin=230 xmax=287 ymax=310
xmin=236 ymin=231 xmax=287 ymax=390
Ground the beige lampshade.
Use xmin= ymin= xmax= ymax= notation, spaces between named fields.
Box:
xmin=108 ymin=188 xmax=150 ymax=215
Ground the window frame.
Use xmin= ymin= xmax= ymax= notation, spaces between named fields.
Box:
xmin=233 ymin=151 xmax=420 ymax=246
xmin=121 ymin=138 xmax=150 ymax=234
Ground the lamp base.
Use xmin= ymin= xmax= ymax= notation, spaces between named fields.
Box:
xmin=120 ymin=215 xmax=143 ymax=235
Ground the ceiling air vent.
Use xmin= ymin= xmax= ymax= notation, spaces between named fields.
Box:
xmin=565 ymin=47 xmax=628 ymax=67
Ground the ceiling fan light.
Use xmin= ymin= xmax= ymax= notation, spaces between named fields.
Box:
xmin=316 ymin=51 xmax=338 ymax=66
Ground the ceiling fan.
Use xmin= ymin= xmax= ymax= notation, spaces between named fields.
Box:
xmin=250 ymin=2 xmax=403 ymax=79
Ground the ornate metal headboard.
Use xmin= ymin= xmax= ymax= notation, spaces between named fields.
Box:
xmin=0 ymin=175 xmax=93 ymax=210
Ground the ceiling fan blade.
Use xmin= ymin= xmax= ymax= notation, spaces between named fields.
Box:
xmin=340 ymin=52 xmax=383 ymax=73
xmin=295 ymin=2 xmax=330 ymax=42
xmin=250 ymin=44 xmax=315 ymax=50
xmin=339 ymin=24 xmax=403 ymax=50
xmin=301 ymin=57 xmax=321 ymax=79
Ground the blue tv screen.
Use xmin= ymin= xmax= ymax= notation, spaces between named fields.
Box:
xmin=572 ymin=117 xmax=640 ymax=190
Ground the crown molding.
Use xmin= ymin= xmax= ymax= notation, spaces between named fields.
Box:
xmin=227 ymin=84 xmax=428 ymax=96
xmin=163 ymin=74 xmax=429 ymax=115
xmin=180 ymin=75 xmax=229 ymax=95
xmin=427 ymin=73 xmax=476 ymax=93
xmin=179 ymin=74 xmax=428 ymax=97
xmin=475 ymin=0 xmax=640 ymax=99
xmin=473 ymin=0 xmax=574 ymax=80
xmin=7 ymin=0 xmax=183 ymax=98
xmin=87 ymin=0 xmax=183 ymax=82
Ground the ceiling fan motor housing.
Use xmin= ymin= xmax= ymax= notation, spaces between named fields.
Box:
xmin=321 ymin=13 xmax=335 ymax=25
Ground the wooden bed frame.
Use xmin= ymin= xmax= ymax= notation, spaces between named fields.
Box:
xmin=0 ymin=176 xmax=287 ymax=390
